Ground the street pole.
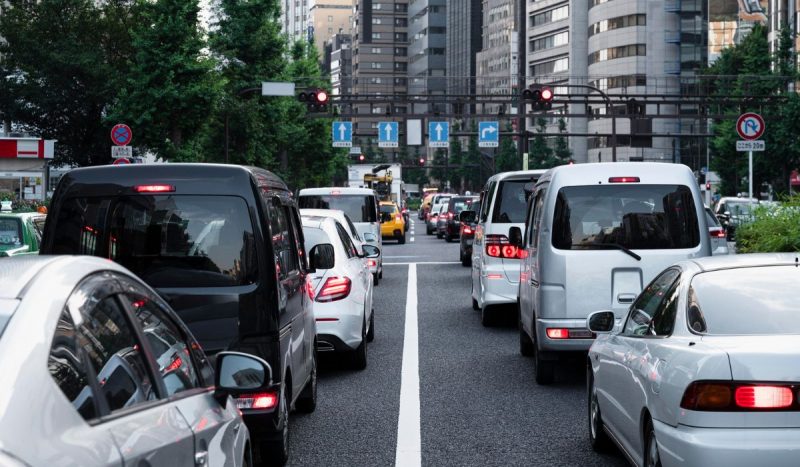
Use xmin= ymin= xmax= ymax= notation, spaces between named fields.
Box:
xmin=517 ymin=0 xmax=527 ymax=167
xmin=748 ymin=150 xmax=753 ymax=205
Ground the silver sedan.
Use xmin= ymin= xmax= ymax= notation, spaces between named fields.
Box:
xmin=0 ymin=256 xmax=271 ymax=467
xmin=587 ymin=253 xmax=800 ymax=467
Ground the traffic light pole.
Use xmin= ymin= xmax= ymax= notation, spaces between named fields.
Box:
xmin=517 ymin=0 xmax=528 ymax=168
xmin=542 ymin=84 xmax=616 ymax=162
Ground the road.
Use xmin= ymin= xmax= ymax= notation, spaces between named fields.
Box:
xmin=288 ymin=217 xmax=628 ymax=467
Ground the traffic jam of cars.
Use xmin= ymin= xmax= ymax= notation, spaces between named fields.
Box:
xmin=1 ymin=161 xmax=798 ymax=467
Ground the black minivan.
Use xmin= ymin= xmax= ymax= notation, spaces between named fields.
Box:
xmin=41 ymin=163 xmax=317 ymax=465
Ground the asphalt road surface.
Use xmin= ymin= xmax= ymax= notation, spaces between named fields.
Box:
xmin=288 ymin=216 xmax=628 ymax=467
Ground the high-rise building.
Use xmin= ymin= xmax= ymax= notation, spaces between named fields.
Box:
xmin=408 ymin=0 xmax=446 ymax=108
xmin=447 ymin=0 xmax=483 ymax=112
xmin=281 ymin=0 xmax=311 ymax=42
xmin=326 ymin=33 xmax=354 ymax=97
xmin=309 ymin=0 xmax=355 ymax=58
xmin=475 ymin=0 xmax=518 ymax=114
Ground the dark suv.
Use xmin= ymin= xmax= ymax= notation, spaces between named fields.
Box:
xmin=41 ymin=163 xmax=317 ymax=465
xmin=442 ymin=196 xmax=479 ymax=242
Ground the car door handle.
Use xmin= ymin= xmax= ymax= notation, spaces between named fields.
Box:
xmin=617 ymin=293 xmax=637 ymax=304
xmin=195 ymin=451 xmax=208 ymax=466
xmin=530 ymin=279 xmax=539 ymax=287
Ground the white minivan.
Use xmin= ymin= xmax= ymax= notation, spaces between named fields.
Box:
xmin=471 ymin=170 xmax=547 ymax=326
xmin=516 ymin=163 xmax=711 ymax=384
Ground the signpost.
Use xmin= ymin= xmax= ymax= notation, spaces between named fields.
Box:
xmin=428 ymin=121 xmax=449 ymax=148
xmin=110 ymin=124 xmax=132 ymax=146
xmin=478 ymin=121 xmax=499 ymax=148
xmin=111 ymin=146 xmax=133 ymax=159
xmin=112 ymin=157 xmax=130 ymax=165
xmin=736 ymin=112 xmax=766 ymax=204
xmin=332 ymin=121 xmax=353 ymax=148
xmin=378 ymin=122 xmax=399 ymax=148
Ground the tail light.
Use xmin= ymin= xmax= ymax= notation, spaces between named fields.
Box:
xmin=368 ymin=259 xmax=377 ymax=267
xmin=235 ymin=392 xmax=278 ymax=410
xmin=447 ymin=212 xmax=454 ymax=220
xmin=608 ymin=177 xmax=640 ymax=183
xmin=462 ymin=225 xmax=473 ymax=235
xmin=315 ymin=277 xmax=352 ymax=302
xmin=546 ymin=328 xmax=569 ymax=339
xmin=485 ymin=235 xmax=523 ymax=259
xmin=134 ymin=184 xmax=175 ymax=193
xmin=710 ymin=228 xmax=726 ymax=239
xmin=165 ymin=355 xmax=183 ymax=372
xmin=681 ymin=382 xmax=799 ymax=411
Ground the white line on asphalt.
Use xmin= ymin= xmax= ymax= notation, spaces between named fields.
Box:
xmin=385 ymin=256 xmax=422 ymax=258
xmin=384 ymin=261 xmax=460 ymax=265
xmin=395 ymin=263 xmax=420 ymax=467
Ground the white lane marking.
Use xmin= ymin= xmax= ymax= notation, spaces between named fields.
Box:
xmin=385 ymin=261 xmax=460 ymax=265
xmin=385 ymin=256 xmax=423 ymax=258
xmin=410 ymin=237 xmax=415 ymax=242
xmin=395 ymin=263 xmax=420 ymax=467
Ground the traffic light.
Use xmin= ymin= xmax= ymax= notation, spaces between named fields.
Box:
xmin=298 ymin=88 xmax=329 ymax=113
xmin=358 ymin=154 xmax=365 ymax=162
xmin=706 ymin=181 xmax=711 ymax=191
xmin=521 ymin=84 xmax=553 ymax=111
xmin=418 ymin=157 xmax=425 ymax=166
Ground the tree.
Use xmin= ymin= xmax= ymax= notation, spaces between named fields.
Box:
xmin=529 ymin=118 xmax=554 ymax=169
xmin=448 ymin=122 xmax=463 ymax=191
xmin=553 ymin=118 xmax=572 ymax=164
xmin=495 ymin=122 xmax=519 ymax=173
xmin=463 ymin=121 xmax=483 ymax=191
xmin=111 ymin=0 xmax=222 ymax=162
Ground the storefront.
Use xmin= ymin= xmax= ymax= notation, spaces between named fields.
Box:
xmin=0 ymin=136 xmax=56 ymax=201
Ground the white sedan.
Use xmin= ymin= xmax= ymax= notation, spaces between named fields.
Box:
xmin=587 ymin=253 xmax=800 ymax=467
xmin=302 ymin=214 xmax=376 ymax=369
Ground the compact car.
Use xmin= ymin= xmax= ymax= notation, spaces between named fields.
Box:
xmin=0 ymin=212 xmax=46 ymax=257
xmin=379 ymin=201 xmax=406 ymax=244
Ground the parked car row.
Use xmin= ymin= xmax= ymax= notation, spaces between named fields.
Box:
xmin=0 ymin=164 xmax=385 ymax=467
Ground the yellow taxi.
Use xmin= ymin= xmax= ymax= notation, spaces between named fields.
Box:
xmin=379 ymin=201 xmax=406 ymax=244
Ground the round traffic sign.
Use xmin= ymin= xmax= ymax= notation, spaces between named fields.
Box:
xmin=736 ymin=113 xmax=765 ymax=140
xmin=112 ymin=158 xmax=130 ymax=165
xmin=111 ymin=124 xmax=133 ymax=146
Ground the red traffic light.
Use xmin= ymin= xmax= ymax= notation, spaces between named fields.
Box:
xmin=419 ymin=157 xmax=425 ymax=165
xmin=358 ymin=154 xmax=365 ymax=161
xmin=315 ymin=90 xmax=328 ymax=104
xmin=706 ymin=182 xmax=711 ymax=190
xmin=541 ymin=87 xmax=553 ymax=101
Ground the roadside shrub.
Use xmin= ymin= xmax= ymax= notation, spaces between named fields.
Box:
xmin=736 ymin=197 xmax=800 ymax=253
xmin=407 ymin=198 xmax=421 ymax=210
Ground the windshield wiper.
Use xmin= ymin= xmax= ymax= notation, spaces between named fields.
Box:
xmin=575 ymin=243 xmax=642 ymax=261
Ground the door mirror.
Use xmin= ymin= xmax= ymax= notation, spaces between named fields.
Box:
xmin=723 ymin=211 xmax=731 ymax=217
xmin=508 ymin=226 xmax=523 ymax=248
xmin=587 ymin=311 xmax=616 ymax=334
xmin=310 ymin=243 xmax=335 ymax=270
xmin=362 ymin=244 xmax=380 ymax=258
xmin=214 ymin=351 xmax=273 ymax=406
xmin=459 ymin=210 xmax=476 ymax=223
xmin=362 ymin=232 xmax=377 ymax=243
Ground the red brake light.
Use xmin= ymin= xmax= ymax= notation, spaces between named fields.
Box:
xmin=462 ymin=225 xmax=473 ymax=235
xmin=546 ymin=328 xmax=569 ymax=339
xmin=134 ymin=184 xmax=175 ymax=193
xmin=395 ymin=214 xmax=402 ymax=221
xmin=735 ymin=386 xmax=794 ymax=409
xmin=680 ymin=382 xmax=732 ymax=410
xmin=316 ymin=277 xmax=352 ymax=302
xmin=165 ymin=355 xmax=183 ymax=372
xmin=486 ymin=244 xmax=501 ymax=257
xmin=236 ymin=392 xmax=278 ymax=410
xmin=368 ymin=259 xmax=377 ymax=267
xmin=608 ymin=177 xmax=640 ymax=183
xmin=711 ymin=228 xmax=727 ymax=238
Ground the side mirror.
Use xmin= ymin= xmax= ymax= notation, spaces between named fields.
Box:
xmin=459 ymin=210 xmax=476 ymax=223
xmin=723 ymin=211 xmax=731 ymax=217
xmin=362 ymin=244 xmax=380 ymax=258
xmin=310 ymin=243 xmax=335 ymax=270
xmin=587 ymin=311 xmax=616 ymax=334
xmin=508 ymin=226 xmax=523 ymax=248
xmin=363 ymin=232 xmax=377 ymax=243
xmin=213 ymin=351 xmax=273 ymax=407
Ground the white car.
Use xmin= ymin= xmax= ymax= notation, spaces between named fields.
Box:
xmin=302 ymin=214 xmax=376 ymax=369
xmin=704 ymin=206 xmax=729 ymax=255
xmin=587 ymin=253 xmax=800 ymax=467
xmin=300 ymin=208 xmax=383 ymax=285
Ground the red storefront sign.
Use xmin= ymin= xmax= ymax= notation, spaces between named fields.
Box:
xmin=0 ymin=137 xmax=56 ymax=159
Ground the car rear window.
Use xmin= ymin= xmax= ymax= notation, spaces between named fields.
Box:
xmin=689 ymin=266 xmax=800 ymax=335
xmin=491 ymin=180 xmax=530 ymax=223
xmin=705 ymin=209 xmax=720 ymax=228
xmin=303 ymin=226 xmax=330 ymax=251
xmin=49 ymin=195 xmax=258 ymax=287
xmin=0 ymin=218 xmax=22 ymax=246
xmin=299 ymin=195 xmax=377 ymax=223
xmin=448 ymin=198 xmax=472 ymax=214
xmin=380 ymin=205 xmax=396 ymax=214
xmin=552 ymin=184 xmax=700 ymax=250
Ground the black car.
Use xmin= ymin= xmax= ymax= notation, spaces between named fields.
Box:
xmin=442 ymin=196 xmax=479 ymax=242
xmin=459 ymin=201 xmax=480 ymax=266
xmin=41 ymin=163 xmax=317 ymax=466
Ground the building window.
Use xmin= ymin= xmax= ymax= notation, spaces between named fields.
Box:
xmin=372 ymin=17 xmax=382 ymax=24
xmin=395 ymin=3 xmax=407 ymax=12
xmin=589 ymin=74 xmax=647 ymax=91
xmin=588 ymin=14 xmax=646 ymax=37
xmin=531 ymin=5 xmax=569 ymax=27
xmin=530 ymin=30 xmax=569 ymax=52
xmin=372 ymin=47 xmax=382 ymax=53
xmin=372 ymin=33 xmax=382 ymax=39
xmin=371 ymin=62 xmax=383 ymax=69
xmin=589 ymin=44 xmax=646 ymax=65
xmin=328 ymin=27 xmax=333 ymax=34
xmin=530 ymin=56 xmax=569 ymax=75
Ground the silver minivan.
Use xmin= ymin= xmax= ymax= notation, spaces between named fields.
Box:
xmin=516 ymin=163 xmax=710 ymax=384
xmin=471 ymin=170 xmax=547 ymax=326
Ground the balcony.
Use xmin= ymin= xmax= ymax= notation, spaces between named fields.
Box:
xmin=664 ymin=0 xmax=680 ymax=12
xmin=664 ymin=30 xmax=681 ymax=43
xmin=664 ymin=60 xmax=681 ymax=75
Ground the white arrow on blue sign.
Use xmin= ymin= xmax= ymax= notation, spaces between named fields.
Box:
xmin=478 ymin=121 xmax=499 ymax=148
xmin=378 ymin=122 xmax=399 ymax=148
xmin=428 ymin=121 xmax=449 ymax=148
xmin=332 ymin=121 xmax=353 ymax=148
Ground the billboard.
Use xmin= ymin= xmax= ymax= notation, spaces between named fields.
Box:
xmin=708 ymin=0 xmax=769 ymax=64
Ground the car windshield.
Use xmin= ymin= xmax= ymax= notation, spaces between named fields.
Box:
xmin=0 ymin=218 xmax=22 ymax=246
xmin=725 ymin=201 xmax=754 ymax=216
xmin=48 ymin=195 xmax=258 ymax=288
xmin=689 ymin=266 xmax=800 ymax=335
xmin=299 ymin=195 xmax=378 ymax=223
xmin=491 ymin=179 xmax=532 ymax=223
xmin=552 ymin=184 xmax=700 ymax=250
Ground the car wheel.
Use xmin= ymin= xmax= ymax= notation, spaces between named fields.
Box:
xmin=462 ymin=255 xmax=471 ymax=267
xmin=295 ymin=351 xmax=317 ymax=413
xmin=519 ymin=308 xmax=534 ymax=357
xmin=258 ymin=386 xmax=289 ymax=466
xmin=398 ymin=234 xmax=406 ymax=244
xmin=379 ymin=269 xmax=383 ymax=279
xmin=445 ymin=235 xmax=452 ymax=243
xmin=533 ymin=332 xmax=555 ymax=385
xmin=481 ymin=304 xmax=496 ymax=327
xmin=644 ymin=419 xmax=662 ymax=467
xmin=366 ymin=310 xmax=375 ymax=342
xmin=426 ymin=226 xmax=433 ymax=235
xmin=588 ymin=372 xmax=612 ymax=452
xmin=373 ymin=272 xmax=379 ymax=287
xmin=351 ymin=321 xmax=368 ymax=370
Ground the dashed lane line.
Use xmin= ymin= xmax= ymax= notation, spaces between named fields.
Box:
xmin=395 ymin=263 xmax=420 ymax=467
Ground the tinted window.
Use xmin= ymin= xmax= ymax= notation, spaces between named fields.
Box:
xmin=689 ymin=266 xmax=800 ymax=335
xmin=49 ymin=309 xmax=98 ymax=420
xmin=552 ymin=185 xmax=699 ymax=250
xmin=380 ymin=205 xmax=397 ymax=214
xmin=32 ymin=217 xmax=46 ymax=243
xmin=527 ymin=189 xmax=547 ymax=248
xmin=343 ymin=215 xmax=362 ymax=242
xmin=299 ymin=195 xmax=378 ymax=222
xmin=336 ymin=222 xmax=358 ymax=258
xmin=50 ymin=196 xmax=257 ymax=287
xmin=268 ymin=199 xmax=300 ymax=278
xmin=650 ymin=279 xmax=681 ymax=336
xmin=448 ymin=197 xmax=472 ymax=214
xmin=491 ymin=180 xmax=531 ymax=223
xmin=624 ymin=269 xmax=680 ymax=336
xmin=0 ymin=218 xmax=22 ymax=246
xmin=705 ymin=209 xmax=720 ymax=228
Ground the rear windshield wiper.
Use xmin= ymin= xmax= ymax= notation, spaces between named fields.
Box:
xmin=574 ymin=243 xmax=642 ymax=261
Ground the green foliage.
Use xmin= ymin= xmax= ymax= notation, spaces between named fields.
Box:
xmin=463 ymin=122 xmax=483 ymax=191
xmin=736 ymin=198 xmax=800 ymax=252
xmin=529 ymin=118 xmax=553 ymax=169
xmin=448 ymin=124 xmax=464 ymax=192
xmin=554 ymin=118 xmax=572 ymax=163
xmin=495 ymin=122 xmax=519 ymax=173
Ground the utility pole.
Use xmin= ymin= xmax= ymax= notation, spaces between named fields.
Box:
xmin=517 ymin=0 xmax=527 ymax=166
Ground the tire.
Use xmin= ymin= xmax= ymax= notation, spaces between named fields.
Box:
xmin=351 ymin=321 xmax=368 ymax=370
xmin=258 ymin=386 xmax=289 ymax=466
xmin=398 ymin=234 xmax=406 ymax=244
xmin=644 ymin=419 xmax=662 ymax=467
xmin=426 ymin=226 xmax=433 ymax=235
xmin=445 ymin=235 xmax=452 ymax=243
xmin=481 ymin=304 xmax=496 ymax=327
xmin=461 ymin=255 xmax=470 ymax=267
xmin=472 ymin=297 xmax=480 ymax=311
xmin=519 ymin=310 xmax=535 ymax=357
xmin=295 ymin=352 xmax=317 ymax=413
xmin=436 ymin=231 xmax=443 ymax=239
xmin=533 ymin=329 xmax=555 ymax=385
xmin=366 ymin=310 xmax=375 ymax=342
xmin=373 ymin=272 xmax=380 ymax=287
xmin=588 ymin=372 xmax=613 ymax=452
xmin=379 ymin=269 xmax=383 ymax=279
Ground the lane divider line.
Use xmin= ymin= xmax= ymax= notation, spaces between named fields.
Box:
xmin=395 ymin=263 xmax=420 ymax=467
xmin=385 ymin=261 xmax=460 ymax=265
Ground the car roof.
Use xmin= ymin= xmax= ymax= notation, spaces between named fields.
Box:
xmin=0 ymin=212 xmax=45 ymax=220
xmin=537 ymin=162 xmax=695 ymax=186
xmin=301 ymin=215 xmax=339 ymax=229
xmin=299 ymin=187 xmax=376 ymax=195
xmin=0 ymin=255 xmax=128 ymax=300
xmin=485 ymin=169 xmax=548 ymax=183
xmin=681 ymin=253 xmax=800 ymax=273
xmin=300 ymin=208 xmax=350 ymax=221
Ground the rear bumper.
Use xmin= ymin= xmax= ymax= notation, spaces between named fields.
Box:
xmin=654 ymin=419 xmax=800 ymax=467
xmin=315 ymin=306 xmax=363 ymax=350
xmin=480 ymin=265 xmax=519 ymax=306
xmin=535 ymin=318 xmax=594 ymax=352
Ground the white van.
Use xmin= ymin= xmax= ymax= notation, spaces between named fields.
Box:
xmin=471 ymin=170 xmax=547 ymax=326
xmin=298 ymin=187 xmax=382 ymax=281
xmin=516 ymin=163 xmax=710 ymax=384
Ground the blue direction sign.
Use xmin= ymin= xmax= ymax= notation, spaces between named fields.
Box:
xmin=332 ymin=121 xmax=353 ymax=148
xmin=378 ymin=122 xmax=399 ymax=148
xmin=428 ymin=121 xmax=449 ymax=148
xmin=478 ymin=121 xmax=499 ymax=148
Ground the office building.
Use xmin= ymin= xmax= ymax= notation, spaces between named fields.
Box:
xmin=476 ymin=0 xmax=518 ymax=114
xmin=447 ymin=0 xmax=483 ymax=112
xmin=408 ymin=0 xmax=446 ymax=109
xmin=326 ymin=33 xmax=354 ymax=97
xmin=309 ymin=0 xmax=355 ymax=57
xmin=281 ymin=0 xmax=311 ymax=42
